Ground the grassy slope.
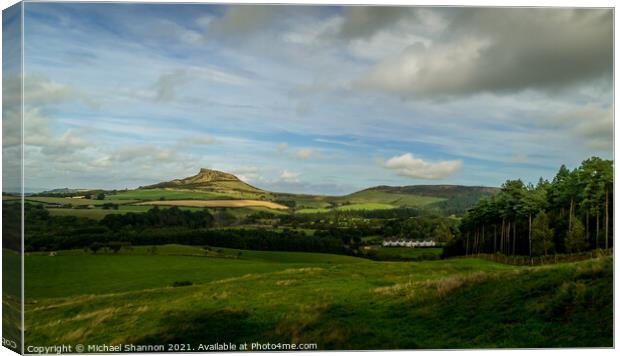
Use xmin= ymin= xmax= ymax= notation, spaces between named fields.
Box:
xmin=23 ymin=246 xmax=612 ymax=348
xmin=297 ymin=203 xmax=396 ymax=214
xmin=25 ymin=197 xmax=138 ymax=205
xmin=25 ymin=245 xmax=363 ymax=298
xmin=106 ymin=189 xmax=238 ymax=201
xmin=45 ymin=205 xmax=159 ymax=220
xmin=341 ymin=189 xmax=446 ymax=207
xmin=3 ymin=250 xmax=21 ymax=349
xmin=368 ymin=246 xmax=444 ymax=259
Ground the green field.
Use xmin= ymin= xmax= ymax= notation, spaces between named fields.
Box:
xmin=106 ymin=189 xmax=238 ymax=201
xmin=25 ymin=196 xmax=138 ymax=205
xmin=296 ymin=207 xmax=332 ymax=214
xmin=297 ymin=203 xmax=395 ymax=214
xmin=341 ymin=190 xmax=446 ymax=207
xmin=336 ymin=203 xmax=395 ymax=211
xmin=22 ymin=247 xmax=612 ymax=348
xmin=45 ymin=205 xmax=157 ymax=220
xmin=368 ymin=246 xmax=444 ymax=260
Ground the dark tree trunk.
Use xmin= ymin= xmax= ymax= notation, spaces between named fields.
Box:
xmin=586 ymin=210 xmax=590 ymax=243
xmin=569 ymin=198 xmax=574 ymax=230
xmin=482 ymin=224 xmax=485 ymax=254
xmin=596 ymin=208 xmax=600 ymax=249
xmin=529 ymin=213 xmax=532 ymax=258
xmin=493 ymin=224 xmax=497 ymax=253
xmin=513 ymin=220 xmax=517 ymax=256
xmin=506 ymin=221 xmax=511 ymax=255
xmin=466 ymin=233 xmax=469 ymax=256
xmin=605 ymin=189 xmax=609 ymax=249
xmin=500 ymin=219 xmax=505 ymax=254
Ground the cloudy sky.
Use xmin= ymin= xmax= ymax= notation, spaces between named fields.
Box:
xmin=6 ymin=3 xmax=613 ymax=194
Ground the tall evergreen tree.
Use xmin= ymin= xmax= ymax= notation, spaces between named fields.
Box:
xmin=565 ymin=215 xmax=587 ymax=253
xmin=531 ymin=211 xmax=554 ymax=256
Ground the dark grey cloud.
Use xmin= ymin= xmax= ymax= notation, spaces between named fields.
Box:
xmin=337 ymin=7 xmax=414 ymax=39
xmin=205 ymin=5 xmax=323 ymax=38
xmin=153 ymin=69 xmax=188 ymax=102
xmin=355 ymin=8 xmax=613 ymax=97
xmin=207 ymin=5 xmax=278 ymax=36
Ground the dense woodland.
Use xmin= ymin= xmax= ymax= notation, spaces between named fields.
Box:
xmin=446 ymin=157 xmax=613 ymax=257
xmin=15 ymin=202 xmax=456 ymax=259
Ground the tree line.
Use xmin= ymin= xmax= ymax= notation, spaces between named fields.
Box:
xmin=445 ymin=157 xmax=612 ymax=257
xmin=21 ymin=204 xmax=347 ymax=254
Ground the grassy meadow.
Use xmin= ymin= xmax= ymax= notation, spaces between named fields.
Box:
xmin=22 ymin=246 xmax=612 ymax=348
xmin=341 ymin=190 xmax=446 ymax=207
xmin=106 ymin=189 xmax=241 ymax=201
xmin=366 ymin=246 xmax=444 ymax=260
xmin=15 ymin=166 xmax=613 ymax=349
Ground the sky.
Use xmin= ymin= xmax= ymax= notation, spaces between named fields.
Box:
xmin=4 ymin=3 xmax=613 ymax=194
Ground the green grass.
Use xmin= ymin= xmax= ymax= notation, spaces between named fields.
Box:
xmin=296 ymin=203 xmax=395 ymax=214
xmin=24 ymin=245 xmax=362 ymax=299
xmin=3 ymin=250 xmax=21 ymax=351
xmin=106 ymin=189 xmax=237 ymax=201
xmin=25 ymin=196 xmax=138 ymax=205
xmin=45 ymin=204 xmax=284 ymax=221
xmin=45 ymin=205 xmax=200 ymax=220
xmin=22 ymin=245 xmax=612 ymax=348
xmin=335 ymin=203 xmax=395 ymax=211
xmin=296 ymin=207 xmax=332 ymax=214
xmin=341 ymin=190 xmax=446 ymax=207
xmin=369 ymin=246 xmax=444 ymax=260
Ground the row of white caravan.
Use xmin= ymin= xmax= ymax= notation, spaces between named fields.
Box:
xmin=382 ymin=239 xmax=437 ymax=248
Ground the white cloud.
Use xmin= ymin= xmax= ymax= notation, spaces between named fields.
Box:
xmin=549 ymin=104 xmax=612 ymax=150
xmin=280 ymin=170 xmax=301 ymax=183
xmin=111 ymin=145 xmax=178 ymax=163
xmin=40 ymin=129 xmax=90 ymax=156
xmin=295 ymin=148 xmax=315 ymax=160
xmin=276 ymin=142 xmax=289 ymax=153
xmin=185 ymin=135 xmax=217 ymax=145
xmin=153 ymin=66 xmax=249 ymax=102
xmin=384 ymin=153 xmax=462 ymax=180
xmin=355 ymin=38 xmax=491 ymax=97
xmin=230 ymin=166 xmax=264 ymax=183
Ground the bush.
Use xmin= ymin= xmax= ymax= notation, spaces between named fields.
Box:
xmin=172 ymin=281 xmax=193 ymax=287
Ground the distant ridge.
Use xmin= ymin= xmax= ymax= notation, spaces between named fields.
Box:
xmin=140 ymin=168 xmax=265 ymax=194
xmin=345 ymin=184 xmax=500 ymax=214
xmin=133 ymin=168 xmax=501 ymax=214
xmin=361 ymin=185 xmax=500 ymax=197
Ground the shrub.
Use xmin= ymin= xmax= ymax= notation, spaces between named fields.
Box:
xmin=172 ymin=281 xmax=193 ymax=287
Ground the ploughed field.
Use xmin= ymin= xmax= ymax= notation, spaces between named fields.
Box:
xmin=22 ymin=246 xmax=612 ymax=349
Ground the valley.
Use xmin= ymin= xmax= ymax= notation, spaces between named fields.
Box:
xmin=4 ymin=159 xmax=613 ymax=349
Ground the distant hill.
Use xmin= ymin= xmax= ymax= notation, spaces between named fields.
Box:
xmin=140 ymin=168 xmax=265 ymax=194
xmin=345 ymin=185 xmax=500 ymax=214
xmin=32 ymin=188 xmax=96 ymax=197
xmin=362 ymin=185 xmax=499 ymax=197
xmin=38 ymin=188 xmax=84 ymax=195
xmin=50 ymin=169 xmax=498 ymax=215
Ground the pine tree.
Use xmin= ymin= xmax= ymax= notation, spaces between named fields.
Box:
xmin=531 ymin=211 xmax=554 ymax=256
xmin=565 ymin=216 xmax=587 ymax=253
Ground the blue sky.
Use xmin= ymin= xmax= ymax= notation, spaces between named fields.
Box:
xmin=9 ymin=4 xmax=613 ymax=194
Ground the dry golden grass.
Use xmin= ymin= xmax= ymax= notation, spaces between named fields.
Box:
xmin=278 ymin=267 xmax=325 ymax=274
xmin=276 ymin=279 xmax=298 ymax=286
xmin=373 ymin=271 xmax=501 ymax=299
xmin=135 ymin=199 xmax=288 ymax=209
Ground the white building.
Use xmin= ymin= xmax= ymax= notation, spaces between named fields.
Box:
xmin=382 ymin=239 xmax=437 ymax=248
